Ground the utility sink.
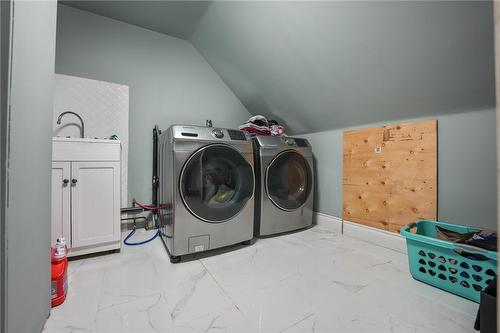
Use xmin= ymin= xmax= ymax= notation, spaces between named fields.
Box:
xmin=52 ymin=137 xmax=121 ymax=161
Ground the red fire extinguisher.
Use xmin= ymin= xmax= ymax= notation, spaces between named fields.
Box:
xmin=51 ymin=238 xmax=68 ymax=307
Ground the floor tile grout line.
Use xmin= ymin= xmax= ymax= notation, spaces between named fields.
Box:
xmin=198 ymin=259 xmax=253 ymax=324
xmin=279 ymin=312 xmax=316 ymax=333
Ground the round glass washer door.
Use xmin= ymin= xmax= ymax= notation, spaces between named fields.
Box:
xmin=265 ymin=150 xmax=312 ymax=211
xmin=180 ymin=144 xmax=254 ymax=223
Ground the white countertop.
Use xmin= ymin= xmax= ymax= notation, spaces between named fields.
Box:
xmin=52 ymin=137 xmax=121 ymax=144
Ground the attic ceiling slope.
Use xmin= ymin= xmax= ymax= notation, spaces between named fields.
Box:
xmin=60 ymin=1 xmax=495 ymax=134
xmin=60 ymin=0 xmax=209 ymax=39
xmin=188 ymin=1 xmax=495 ymax=134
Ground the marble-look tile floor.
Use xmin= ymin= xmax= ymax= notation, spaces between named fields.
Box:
xmin=43 ymin=221 xmax=478 ymax=333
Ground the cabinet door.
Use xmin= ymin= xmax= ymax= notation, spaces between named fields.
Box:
xmin=51 ymin=162 xmax=71 ymax=246
xmin=71 ymin=161 xmax=121 ymax=248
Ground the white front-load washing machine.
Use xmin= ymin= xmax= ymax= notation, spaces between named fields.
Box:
xmin=253 ymin=136 xmax=314 ymax=236
xmin=158 ymin=125 xmax=255 ymax=262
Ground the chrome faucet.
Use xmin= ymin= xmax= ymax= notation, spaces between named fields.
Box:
xmin=56 ymin=111 xmax=85 ymax=138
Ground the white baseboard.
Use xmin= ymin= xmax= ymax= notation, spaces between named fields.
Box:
xmin=313 ymin=212 xmax=342 ymax=233
xmin=312 ymin=212 xmax=407 ymax=254
xmin=342 ymin=220 xmax=407 ymax=254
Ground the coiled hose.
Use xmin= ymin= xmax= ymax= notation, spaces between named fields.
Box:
xmin=124 ymin=227 xmax=160 ymax=246
xmin=123 ymin=199 xmax=161 ymax=246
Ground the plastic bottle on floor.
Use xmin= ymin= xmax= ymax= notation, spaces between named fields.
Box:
xmin=51 ymin=238 xmax=68 ymax=307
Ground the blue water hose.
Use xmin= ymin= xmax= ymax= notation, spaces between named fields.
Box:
xmin=124 ymin=227 xmax=160 ymax=246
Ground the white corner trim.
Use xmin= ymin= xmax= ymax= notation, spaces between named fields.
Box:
xmin=313 ymin=212 xmax=342 ymax=233
xmin=313 ymin=212 xmax=407 ymax=254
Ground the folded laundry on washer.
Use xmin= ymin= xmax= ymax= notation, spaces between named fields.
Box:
xmin=436 ymin=226 xmax=497 ymax=251
xmin=269 ymin=120 xmax=286 ymax=136
xmin=247 ymin=115 xmax=269 ymax=127
xmin=239 ymin=122 xmax=272 ymax=136
xmin=239 ymin=115 xmax=286 ymax=136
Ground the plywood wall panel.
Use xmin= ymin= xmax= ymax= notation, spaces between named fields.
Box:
xmin=343 ymin=120 xmax=437 ymax=233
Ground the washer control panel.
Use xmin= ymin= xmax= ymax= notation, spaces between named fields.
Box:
xmin=211 ymin=128 xmax=224 ymax=139
xmin=227 ymin=129 xmax=247 ymax=141
xmin=172 ymin=125 xmax=249 ymax=142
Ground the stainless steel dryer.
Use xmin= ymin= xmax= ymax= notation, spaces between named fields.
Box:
xmin=158 ymin=125 xmax=255 ymax=262
xmin=253 ymin=136 xmax=314 ymax=236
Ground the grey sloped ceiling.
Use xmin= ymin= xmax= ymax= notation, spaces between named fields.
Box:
xmin=60 ymin=1 xmax=209 ymax=39
xmin=62 ymin=1 xmax=495 ymax=134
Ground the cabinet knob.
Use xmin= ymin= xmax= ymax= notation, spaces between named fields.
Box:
xmin=71 ymin=179 xmax=77 ymax=185
xmin=63 ymin=179 xmax=69 ymax=184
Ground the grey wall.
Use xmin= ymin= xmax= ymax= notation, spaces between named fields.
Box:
xmin=190 ymin=1 xmax=495 ymax=134
xmin=495 ymin=2 xmax=500 ymax=241
xmin=0 ymin=1 xmax=11 ymax=329
xmin=55 ymin=5 xmax=252 ymax=204
xmin=3 ymin=1 xmax=57 ymax=332
xmin=303 ymin=109 xmax=497 ymax=230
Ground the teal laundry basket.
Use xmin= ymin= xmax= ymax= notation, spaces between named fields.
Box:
xmin=400 ymin=220 xmax=497 ymax=303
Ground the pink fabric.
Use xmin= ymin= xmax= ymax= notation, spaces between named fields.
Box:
xmin=270 ymin=125 xmax=286 ymax=136
xmin=239 ymin=123 xmax=272 ymax=136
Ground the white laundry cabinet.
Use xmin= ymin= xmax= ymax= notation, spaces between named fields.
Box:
xmin=51 ymin=138 xmax=121 ymax=257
